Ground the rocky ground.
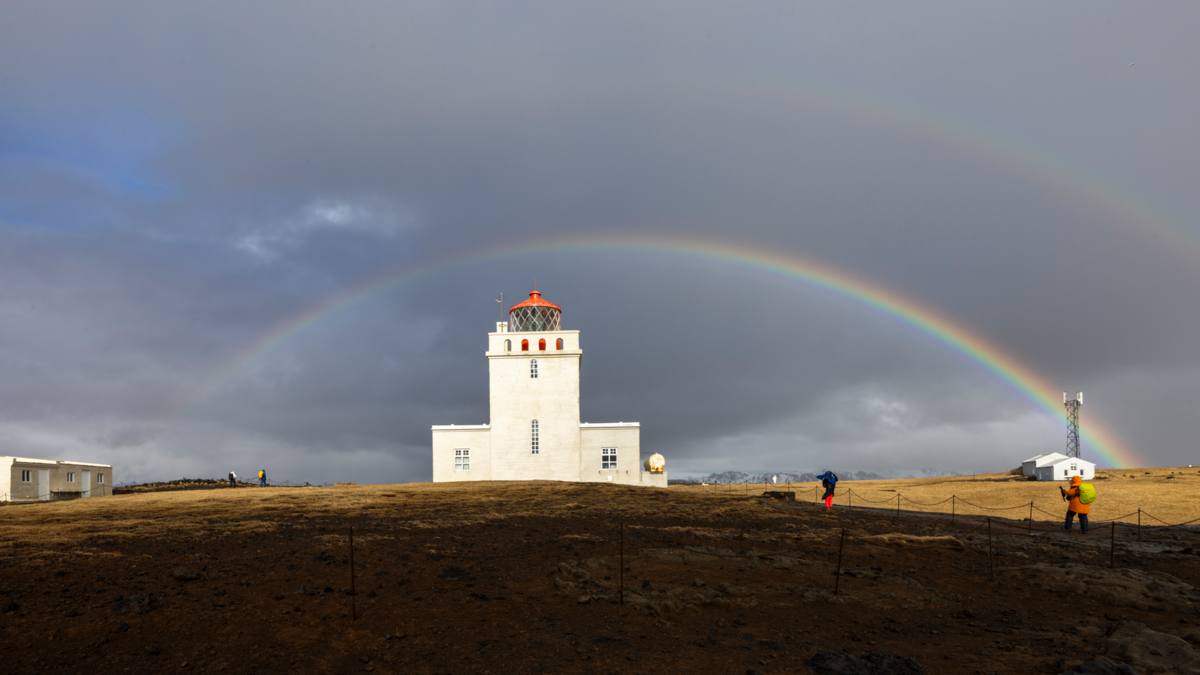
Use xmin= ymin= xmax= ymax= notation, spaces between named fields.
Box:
xmin=1 ymin=482 xmax=1197 ymax=674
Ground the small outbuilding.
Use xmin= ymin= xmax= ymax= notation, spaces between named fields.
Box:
xmin=1033 ymin=456 xmax=1095 ymax=482
xmin=1 ymin=457 xmax=114 ymax=503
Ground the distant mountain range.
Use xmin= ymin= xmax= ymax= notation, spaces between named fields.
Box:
xmin=680 ymin=470 xmax=886 ymax=485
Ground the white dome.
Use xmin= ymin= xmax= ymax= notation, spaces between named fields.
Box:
xmin=644 ymin=453 xmax=666 ymax=473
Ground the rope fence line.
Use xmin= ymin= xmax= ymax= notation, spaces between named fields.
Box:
xmin=898 ymin=495 xmax=955 ymax=507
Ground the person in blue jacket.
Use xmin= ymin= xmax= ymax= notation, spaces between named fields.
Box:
xmin=816 ymin=470 xmax=838 ymax=510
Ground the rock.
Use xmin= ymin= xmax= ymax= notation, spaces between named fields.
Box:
xmin=807 ymin=651 xmax=924 ymax=675
xmin=1103 ymin=622 xmax=1200 ymax=674
xmin=172 ymin=567 xmax=200 ymax=582
xmin=1059 ymin=656 xmax=1136 ymax=674
xmin=113 ymin=592 xmax=160 ymax=615
xmin=439 ymin=566 xmax=471 ymax=582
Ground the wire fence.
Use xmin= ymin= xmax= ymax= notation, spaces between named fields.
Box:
xmin=5 ymin=481 xmax=1198 ymax=629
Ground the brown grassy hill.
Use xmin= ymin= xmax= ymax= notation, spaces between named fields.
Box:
xmin=0 ymin=475 xmax=1197 ymax=673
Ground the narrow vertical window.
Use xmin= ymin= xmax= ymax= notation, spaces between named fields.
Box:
xmin=602 ymin=447 xmax=618 ymax=469
xmin=521 ymin=339 xmax=529 ymax=352
xmin=538 ymin=338 xmax=546 ymax=351
xmin=530 ymin=359 xmax=538 ymax=379
xmin=504 ymin=339 xmax=511 ymax=352
xmin=98 ymin=473 xmax=105 ymax=484
xmin=21 ymin=469 xmax=31 ymax=482
xmin=556 ymin=337 xmax=564 ymax=350
xmin=454 ymin=448 xmax=470 ymax=471
xmin=531 ymin=419 xmax=539 ymax=454
xmin=67 ymin=471 xmax=75 ymax=483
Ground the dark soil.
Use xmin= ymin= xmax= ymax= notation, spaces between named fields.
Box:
xmin=0 ymin=482 xmax=1197 ymax=674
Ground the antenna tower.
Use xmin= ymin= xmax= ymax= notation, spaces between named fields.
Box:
xmin=1063 ymin=391 xmax=1083 ymax=458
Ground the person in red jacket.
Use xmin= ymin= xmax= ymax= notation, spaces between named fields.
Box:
xmin=1060 ymin=475 xmax=1091 ymax=534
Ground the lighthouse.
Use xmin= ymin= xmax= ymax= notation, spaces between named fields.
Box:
xmin=431 ymin=289 xmax=667 ymax=487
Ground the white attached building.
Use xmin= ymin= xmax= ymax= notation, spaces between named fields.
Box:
xmin=1021 ymin=452 xmax=1069 ymax=478
xmin=1 ymin=456 xmax=114 ymax=502
xmin=432 ymin=290 xmax=667 ymax=487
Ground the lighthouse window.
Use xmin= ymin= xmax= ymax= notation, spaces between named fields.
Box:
xmin=454 ymin=448 xmax=470 ymax=471
xmin=521 ymin=339 xmax=529 ymax=352
xmin=530 ymin=359 xmax=538 ymax=379
xmin=504 ymin=339 xmax=511 ymax=352
xmin=20 ymin=469 xmax=31 ymax=483
xmin=538 ymin=338 xmax=546 ymax=351
xmin=531 ymin=420 xmax=539 ymax=454
xmin=602 ymin=447 xmax=618 ymax=469
xmin=556 ymin=338 xmax=564 ymax=350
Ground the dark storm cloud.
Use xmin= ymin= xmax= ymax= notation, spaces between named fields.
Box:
xmin=1 ymin=2 xmax=1197 ymax=482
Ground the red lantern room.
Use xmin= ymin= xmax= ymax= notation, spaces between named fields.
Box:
xmin=508 ymin=289 xmax=562 ymax=332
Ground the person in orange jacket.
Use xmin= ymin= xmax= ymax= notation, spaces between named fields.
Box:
xmin=1060 ymin=475 xmax=1091 ymax=534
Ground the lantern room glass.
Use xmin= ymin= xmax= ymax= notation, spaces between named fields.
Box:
xmin=509 ymin=305 xmax=561 ymax=332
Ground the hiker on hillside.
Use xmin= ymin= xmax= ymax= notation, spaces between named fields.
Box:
xmin=258 ymin=469 xmax=267 ymax=487
xmin=228 ymin=470 xmax=237 ymax=488
xmin=816 ymin=470 xmax=838 ymax=511
xmin=1060 ymin=475 xmax=1094 ymax=534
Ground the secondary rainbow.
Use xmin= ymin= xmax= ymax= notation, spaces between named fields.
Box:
xmin=175 ymin=234 xmax=1141 ymax=468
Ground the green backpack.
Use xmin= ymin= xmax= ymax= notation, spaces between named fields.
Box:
xmin=1077 ymin=482 xmax=1097 ymax=504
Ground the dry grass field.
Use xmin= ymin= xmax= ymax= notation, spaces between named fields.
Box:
xmin=680 ymin=466 xmax=1200 ymax=526
xmin=1 ymin=472 xmax=1198 ymax=674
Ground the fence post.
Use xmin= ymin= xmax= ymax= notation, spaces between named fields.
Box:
xmin=349 ymin=526 xmax=357 ymax=621
xmin=986 ymin=518 xmax=994 ymax=580
xmin=1137 ymin=508 xmax=1141 ymax=541
xmin=1109 ymin=521 xmax=1116 ymax=568
xmin=814 ymin=486 xmax=818 ymax=504
xmin=619 ymin=519 xmax=625 ymax=606
xmin=1028 ymin=501 xmax=1034 ymax=535
xmin=834 ymin=528 xmax=847 ymax=595
xmin=895 ymin=493 xmax=901 ymax=520
xmin=848 ymin=489 xmax=852 ymax=510
xmin=951 ymin=495 xmax=956 ymax=523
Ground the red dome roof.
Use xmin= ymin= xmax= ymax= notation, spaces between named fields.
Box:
xmin=509 ymin=290 xmax=561 ymax=312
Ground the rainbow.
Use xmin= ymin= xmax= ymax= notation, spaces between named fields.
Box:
xmin=721 ymin=81 xmax=1199 ymax=262
xmin=173 ymin=234 xmax=1141 ymax=468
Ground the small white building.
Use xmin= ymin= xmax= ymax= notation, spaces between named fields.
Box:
xmin=1 ymin=456 xmax=115 ymax=503
xmin=431 ymin=289 xmax=667 ymax=487
xmin=1021 ymin=452 xmax=1069 ymax=478
xmin=1034 ymin=456 xmax=1095 ymax=482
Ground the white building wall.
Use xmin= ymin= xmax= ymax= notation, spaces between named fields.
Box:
xmin=579 ymin=425 xmax=640 ymax=484
xmin=1036 ymin=458 xmax=1095 ymax=481
xmin=487 ymin=330 xmax=582 ymax=481
xmin=431 ymin=427 xmax=492 ymax=482
xmin=1 ymin=457 xmax=114 ymax=501
xmin=0 ymin=457 xmax=11 ymax=502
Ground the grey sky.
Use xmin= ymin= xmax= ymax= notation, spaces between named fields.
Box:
xmin=1 ymin=2 xmax=1197 ymax=482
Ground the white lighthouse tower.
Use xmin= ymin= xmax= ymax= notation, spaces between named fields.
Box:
xmin=431 ymin=289 xmax=667 ymax=487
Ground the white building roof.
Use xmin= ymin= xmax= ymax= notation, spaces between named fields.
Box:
xmin=4 ymin=456 xmax=59 ymax=466
xmin=1 ymin=456 xmax=111 ymax=468
xmin=1022 ymin=453 xmax=1046 ymax=464
xmin=1045 ymin=456 xmax=1095 ymax=469
xmin=1033 ymin=452 xmax=1070 ymax=467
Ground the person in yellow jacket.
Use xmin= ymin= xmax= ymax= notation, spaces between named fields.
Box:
xmin=257 ymin=469 xmax=267 ymax=487
xmin=1060 ymin=475 xmax=1091 ymax=534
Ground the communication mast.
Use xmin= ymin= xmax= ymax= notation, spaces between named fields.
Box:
xmin=1063 ymin=391 xmax=1083 ymax=458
